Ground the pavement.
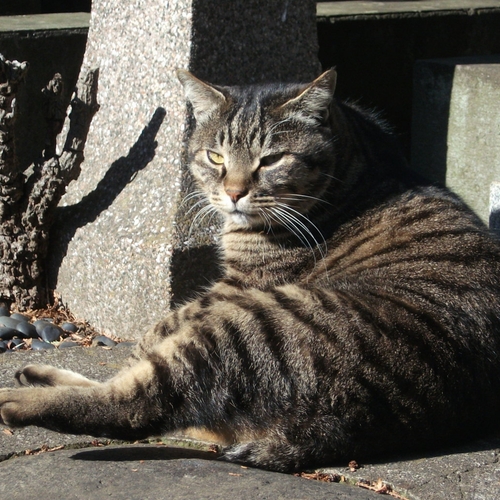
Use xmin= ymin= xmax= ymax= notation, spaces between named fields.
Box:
xmin=0 ymin=346 xmax=499 ymax=500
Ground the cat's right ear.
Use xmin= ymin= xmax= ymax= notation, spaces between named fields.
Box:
xmin=176 ymin=69 xmax=226 ymax=122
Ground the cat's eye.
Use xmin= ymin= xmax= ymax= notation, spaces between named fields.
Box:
xmin=259 ymin=153 xmax=284 ymax=168
xmin=206 ymin=150 xmax=225 ymax=165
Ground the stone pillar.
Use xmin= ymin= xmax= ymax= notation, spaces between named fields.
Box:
xmin=49 ymin=0 xmax=320 ymax=338
xmin=411 ymin=55 xmax=500 ymax=224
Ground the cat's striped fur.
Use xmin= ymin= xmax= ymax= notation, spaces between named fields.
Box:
xmin=1 ymin=69 xmax=500 ymax=472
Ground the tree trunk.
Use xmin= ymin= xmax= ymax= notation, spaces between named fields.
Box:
xmin=0 ymin=54 xmax=99 ymax=310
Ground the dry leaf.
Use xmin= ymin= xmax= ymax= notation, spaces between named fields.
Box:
xmin=349 ymin=460 xmax=360 ymax=472
xmin=295 ymin=471 xmax=341 ymax=483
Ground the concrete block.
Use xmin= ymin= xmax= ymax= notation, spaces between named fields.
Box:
xmin=49 ymin=0 xmax=320 ymax=338
xmin=411 ymin=55 xmax=500 ymax=224
xmin=490 ymin=182 xmax=500 ymax=232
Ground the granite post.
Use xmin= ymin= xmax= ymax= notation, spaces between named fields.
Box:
xmin=49 ymin=0 xmax=320 ymax=338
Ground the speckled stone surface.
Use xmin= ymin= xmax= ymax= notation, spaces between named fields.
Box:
xmin=49 ymin=0 xmax=320 ymax=338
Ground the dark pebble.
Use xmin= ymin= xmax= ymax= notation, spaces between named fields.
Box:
xmin=0 ymin=340 xmax=7 ymax=353
xmin=40 ymin=324 xmax=64 ymax=343
xmin=31 ymin=339 xmax=56 ymax=351
xmin=92 ymin=335 xmax=117 ymax=347
xmin=33 ymin=319 xmax=53 ymax=335
xmin=10 ymin=313 xmax=30 ymax=322
xmin=0 ymin=306 xmax=9 ymax=317
xmin=0 ymin=326 xmax=19 ymax=340
xmin=15 ymin=321 xmax=38 ymax=339
xmin=58 ymin=340 xmax=80 ymax=348
xmin=61 ymin=322 xmax=78 ymax=333
xmin=0 ymin=316 xmax=20 ymax=329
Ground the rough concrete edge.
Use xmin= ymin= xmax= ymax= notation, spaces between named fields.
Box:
xmin=317 ymin=1 xmax=500 ymax=22
xmin=0 ymin=12 xmax=90 ymax=33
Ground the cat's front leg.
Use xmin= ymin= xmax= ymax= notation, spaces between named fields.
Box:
xmin=15 ymin=364 xmax=100 ymax=387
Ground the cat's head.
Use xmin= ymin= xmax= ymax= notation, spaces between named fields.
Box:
xmin=178 ymin=69 xmax=337 ymax=230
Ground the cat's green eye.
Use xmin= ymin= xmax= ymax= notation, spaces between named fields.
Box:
xmin=259 ymin=153 xmax=284 ymax=168
xmin=206 ymin=150 xmax=225 ymax=165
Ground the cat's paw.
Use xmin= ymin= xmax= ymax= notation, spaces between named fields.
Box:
xmin=0 ymin=388 xmax=30 ymax=427
xmin=15 ymin=364 xmax=97 ymax=388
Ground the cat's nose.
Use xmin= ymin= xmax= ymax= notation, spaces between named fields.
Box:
xmin=225 ymin=187 xmax=248 ymax=203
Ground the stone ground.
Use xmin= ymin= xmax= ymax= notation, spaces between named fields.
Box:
xmin=0 ymin=346 xmax=499 ymax=499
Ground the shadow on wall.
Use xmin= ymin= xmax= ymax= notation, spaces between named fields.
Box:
xmin=47 ymin=106 xmax=166 ymax=291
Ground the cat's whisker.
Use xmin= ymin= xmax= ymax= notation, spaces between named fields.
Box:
xmin=274 ymin=203 xmax=328 ymax=259
xmin=258 ymin=208 xmax=277 ymax=235
xmin=267 ymin=207 xmax=315 ymax=255
xmin=180 ymin=190 xmax=206 ymax=208
xmin=186 ymin=197 xmax=210 ymax=216
xmin=188 ymin=204 xmax=219 ymax=241
xmin=277 ymin=194 xmax=333 ymax=207
xmin=270 ymin=206 xmax=322 ymax=256
xmin=320 ymin=172 xmax=343 ymax=183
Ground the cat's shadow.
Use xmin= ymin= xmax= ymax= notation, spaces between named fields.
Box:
xmin=70 ymin=444 xmax=220 ymax=462
xmin=69 ymin=435 xmax=500 ymax=465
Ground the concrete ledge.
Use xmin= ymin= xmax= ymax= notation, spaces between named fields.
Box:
xmin=0 ymin=12 xmax=90 ymax=32
xmin=317 ymin=1 xmax=500 ymax=20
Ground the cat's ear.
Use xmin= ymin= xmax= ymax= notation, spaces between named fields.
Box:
xmin=281 ymin=69 xmax=337 ymax=123
xmin=177 ymin=69 xmax=226 ymax=122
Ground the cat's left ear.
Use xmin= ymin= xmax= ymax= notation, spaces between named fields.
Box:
xmin=281 ymin=69 xmax=337 ymax=123
xmin=177 ymin=69 xmax=226 ymax=123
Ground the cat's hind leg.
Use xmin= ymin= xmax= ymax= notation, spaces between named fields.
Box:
xmin=15 ymin=364 xmax=100 ymax=388
xmin=222 ymin=436 xmax=321 ymax=472
xmin=0 ymin=358 xmax=166 ymax=440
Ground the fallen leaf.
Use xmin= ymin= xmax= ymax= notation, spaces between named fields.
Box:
xmin=349 ymin=460 xmax=360 ymax=472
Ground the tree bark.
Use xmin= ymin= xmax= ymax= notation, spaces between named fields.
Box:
xmin=0 ymin=54 xmax=99 ymax=310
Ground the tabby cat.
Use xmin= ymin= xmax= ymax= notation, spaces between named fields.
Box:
xmin=1 ymin=69 xmax=500 ymax=472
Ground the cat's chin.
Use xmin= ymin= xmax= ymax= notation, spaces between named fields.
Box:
xmin=229 ymin=212 xmax=252 ymax=226
xmin=225 ymin=211 xmax=261 ymax=230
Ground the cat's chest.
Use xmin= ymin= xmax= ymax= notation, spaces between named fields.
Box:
xmin=221 ymin=230 xmax=317 ymax=288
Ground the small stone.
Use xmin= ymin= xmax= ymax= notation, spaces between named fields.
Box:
xmin=0 ymin=317 xmax=20 ymax=329
xmin=40 ymin=324 xmax=64 ymax=343
xmin=0 ymin=305 xmax=9 ymax=317
xmin=0 ymin=340 xmax=7 ymax=353
xmin=33 ymin=319 xmax=52 ymax=335
xmin=61 ymin=322 xmax=78 ymax=333
xmin=0 ymin=327 xmax=18 ymax=340
xmin=10 ymin=313 xmax=30 ymax=322
xmin=31 ymin=339 xmax=56 ymax=351
xmin=15 ymin=321 xmax=38 ymax=339
xmin=58 ymin=340 xmax=80 ymax=349
xmin=92 ymin=335 xmax=117 ymax=347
